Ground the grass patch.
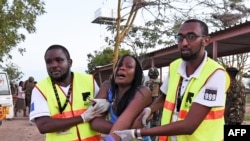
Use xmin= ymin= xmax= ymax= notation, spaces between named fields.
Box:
xmin=244 ymin=95 xmax=250 ymax=121
xmin=247 ymin=95 xmax=250 ymax=104
xmin=244 ymin=115 xmax=250 ymax=121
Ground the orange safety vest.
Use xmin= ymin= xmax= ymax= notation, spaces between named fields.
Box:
xmin=36 ymin=72 xmax=101 ymax=141
xmin=159 ymin=58 xmax=230 ymax=141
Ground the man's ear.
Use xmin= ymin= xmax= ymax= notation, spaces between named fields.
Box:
xmin=68 ymin=59 xmax=73 ymax=67
xmin=203 ymin=35 xmax=211 ymax=47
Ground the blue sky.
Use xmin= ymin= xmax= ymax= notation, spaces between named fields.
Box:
xmin=10 ymin=0 xmax=116 ymax=82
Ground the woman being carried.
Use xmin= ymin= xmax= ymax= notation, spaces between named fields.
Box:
xmin=90 ymin=54 xmax=152 ymax=141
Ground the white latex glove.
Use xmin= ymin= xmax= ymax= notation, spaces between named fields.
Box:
xmin=114 ymin=129 xmax=136 ymax=141
xmin=142 ymin=107 xmax=151 ymax=127
xmin=80 ymin=106 xmax=101 ymax=122
xmin=89 ymin=98 xmax=110 ymax=113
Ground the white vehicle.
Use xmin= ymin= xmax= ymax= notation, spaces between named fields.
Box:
xmin=0 ymin=71 xmax=14 ymax=122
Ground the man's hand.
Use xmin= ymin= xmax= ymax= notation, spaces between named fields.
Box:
xmin=114 ymin=129 xmax=136 ymax=141
xmin=80 ymin=106 xmax=102 ymax=122
xmin=142 ymin=107 xmax=151 ymax=127
xmin=89 ymin=98 xmax=110 ymax=113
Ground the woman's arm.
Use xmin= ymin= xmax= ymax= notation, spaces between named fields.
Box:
xmin=109 ymin=86 xmax=152 ymax=141
xmin=90 ymin=80 xmax=113 ymax=133
xmin=90 ymin=116 xmax=113 ymax=134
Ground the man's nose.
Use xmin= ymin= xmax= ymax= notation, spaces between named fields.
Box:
xmin=49 ymin=61 xmax=58 ymax=67
xmin=179 ymin=37 xmax=189 ymax=45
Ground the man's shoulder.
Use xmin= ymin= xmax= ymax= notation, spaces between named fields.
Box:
xmin=74 ymin=72 xmax=92 ymax=76
xmin=145 ymin=79 xmax=154 ymax=82
xmin=154 ymin=78 xmax=160 ymax=83
xmin=145 ymin=78 xmax=160 ymax=83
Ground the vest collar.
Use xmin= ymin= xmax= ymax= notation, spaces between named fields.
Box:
xmin=178 ymin=51 xmax=208 ymax=79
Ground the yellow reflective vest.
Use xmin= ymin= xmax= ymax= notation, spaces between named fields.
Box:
xmin=36 ymin=72 xmax=101 ymax=141
xmin=159 ymin=58 xmax=230 ymax=141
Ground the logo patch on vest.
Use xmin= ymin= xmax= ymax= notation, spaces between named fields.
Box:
xmin=204 ymin=88 xmax=217 ymax=101
xmin=184 ymin=92 xmax=194 ymax=109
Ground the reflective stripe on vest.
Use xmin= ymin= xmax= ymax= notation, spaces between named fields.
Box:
xmin=36 ymin=73 xmax=100 ymax=141
xmin=160 ymin=58 xmax=230 ymax=141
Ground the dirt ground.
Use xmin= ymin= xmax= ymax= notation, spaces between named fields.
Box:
xmin=0 ymin=111 xmax=45 ymax=141
xmin=0 ymin=105 xmax=250 ymax=141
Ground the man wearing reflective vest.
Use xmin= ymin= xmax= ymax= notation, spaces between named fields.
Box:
xmin=114 ymin=19 xmax=230 ymax=141
xmin=29 ymin=45 xmax=110 ymax=141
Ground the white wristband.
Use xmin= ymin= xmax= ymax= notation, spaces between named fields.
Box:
xmin=131 ymin=129 xmax=136 ymax=138
xmin=136 ymin=129 xmax=143 ymax=140
xmin=145 ymin=107 xmax=151 ymax=113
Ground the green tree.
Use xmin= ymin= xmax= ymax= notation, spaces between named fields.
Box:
xmin=0 ymin=62 xmax=23 ymax=82
xmin=98 ymin=0 xmax=164 ymax=69
xmin=93 ymin=0 xmax=250 ymax=72
xmin=86 ymin=47 xmax=130 ymax=73
xmin=111 ymin=0 xmax=139 ymax=69
xmin=88 ymin=0 xmax=250 ymax=87
xmin=0 ymin=0 xmax=46 ymax=81
xmin=0 ymin=0 xmax=46 ymax=61
xmin=212 ymin=0 xmax=250 ymax=82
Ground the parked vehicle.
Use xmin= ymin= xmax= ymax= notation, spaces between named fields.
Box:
xmin=0 ymin=71 xmax=14 ymax=125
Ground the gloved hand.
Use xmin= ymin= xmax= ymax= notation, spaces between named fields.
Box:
xmin=142 ymin=107 xmax=151 ymax=127
xmin=80 ymin=106 xmax=102 ymax=122
xmin=114 ymin=129 xmax=136 ymax=141
xmin=104 ymin=134 xmax=115 ymax=141
xmin=89 ymin=98 xmax=110 ymax=113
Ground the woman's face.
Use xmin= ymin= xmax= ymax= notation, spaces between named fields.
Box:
xmin=114 ymin=56 xmax=136 ymax=86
